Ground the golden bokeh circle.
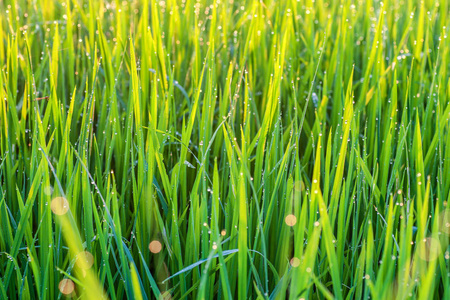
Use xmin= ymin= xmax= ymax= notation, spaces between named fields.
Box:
xmin=76 ymin=251 xmax=94 ymax=269
xmin=58 ymin=279 xmax=75 ymax=295
xmin=290 ymin=257 xmax=300 ymax=267
xmin=149 ymin=240 xmax=162 ymax=253
xmin=51 ymin=197 xmax=70 ymax=215
xmin=285 ymin=214 xmax=297 ymax=227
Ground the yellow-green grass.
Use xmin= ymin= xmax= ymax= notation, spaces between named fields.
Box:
xmin=0 ymin=0 xmax=450 ymax=299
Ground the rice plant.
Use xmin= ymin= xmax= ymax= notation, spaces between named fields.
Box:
xmin=1 ymin=0 xmax=450 ymax=299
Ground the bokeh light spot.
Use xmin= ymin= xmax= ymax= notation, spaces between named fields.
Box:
xmin=285 ymin=214 xmax=297 ymax=226
xmin=76 ymin=251 xmax=94 ymax=269
xmin=44 ymin=185 xmax=54 ymax=196
xmin=51 ymin=197 xmax=69 ymax=215
xmin=149 ymin=240 xmax=162 ymax=253
xmin=58 ymin=279 xmax=75 ymax=295
xmin=290 ymin=257 xmax=300 ymax=267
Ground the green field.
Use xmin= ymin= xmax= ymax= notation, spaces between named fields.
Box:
xmin=1 ymin=0 xmax=450 ymax=299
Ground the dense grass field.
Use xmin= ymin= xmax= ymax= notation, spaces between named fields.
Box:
xmin=1 ymin=0 xmax=450 ymax=299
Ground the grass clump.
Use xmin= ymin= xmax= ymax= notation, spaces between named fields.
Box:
xmin=1 ymin=0 xmax=450 ymax=299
